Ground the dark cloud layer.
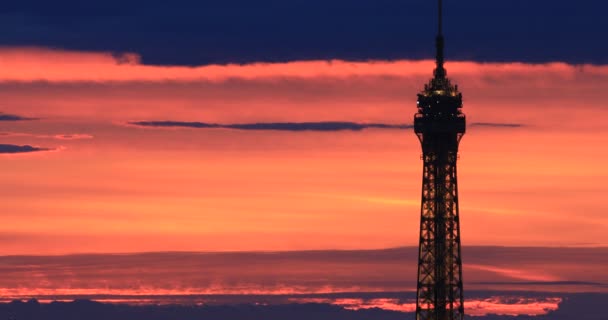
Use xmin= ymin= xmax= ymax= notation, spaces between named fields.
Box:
xmin=129 ymin=121 xmax=411 ymax=131
xmin=129 ymin=121 xmax=522 ymax=132
xmin=0 ymin=113 xmax=35 ymax=121
xmin=4 ymin=301 xmax=408 ymax=320
xmin=0 ymin=0 xmax=605 ymax=65
xmin=1 ymin=293 xmax=607 ymax=320
xmin=0 ymin=144 xmax=49 ymax=154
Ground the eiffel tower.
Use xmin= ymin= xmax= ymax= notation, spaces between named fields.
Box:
xmin=413 ymin=0 xmax=466 ymax=319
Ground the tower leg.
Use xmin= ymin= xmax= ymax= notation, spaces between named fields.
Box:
xmin=415 ymin=137 xmax=464 ymax=320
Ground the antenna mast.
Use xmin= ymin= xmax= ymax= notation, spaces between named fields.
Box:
xmin=434 ymin=0 xmax=446 ymax=79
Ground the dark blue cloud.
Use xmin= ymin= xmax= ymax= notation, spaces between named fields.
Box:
xmin=0 ymin=144 xmax=49 ymax=154
xmin=0 ymin=0 xmax=605 ymax=65
xmin=129 ymin=121 xmax=522 ymax=131
xmin=0 ymin=115 xmax=50 ymax=153
xmin=129 ymin=121 xmax=411 ymax=131
xmin=1 ymin=300 xmax=412 ymax=320
xmin=0 ymin=113 xmax=36 ymax=121
xmin=1 ymin=294 xmax=608 ymax=320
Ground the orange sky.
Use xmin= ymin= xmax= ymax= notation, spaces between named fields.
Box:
xmin=1 ymin=47 xmax=607 ymax=254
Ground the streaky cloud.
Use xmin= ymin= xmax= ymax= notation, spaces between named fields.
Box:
xmin=473 ymin=281 xmax=608 ymax=287
xmin=226 ymin=122 xmax=411 ymax=131
xmin=128 ymin=121 xmax=412 ymax=132
xmin=4 ymin=48 xmax=607 ymax=83
xmin=128 ymin=121 xmax=523 ymax=132
xmin=470 ymin=122 xmax=523 ymax=128
xmin=0 ymin=132 xmax=93 ymax=140
xmin=129 ymin=121 xmax=220 ymax=129
xmin=0 ymin=113 xmax=36 ymax=121
xmin=0 ymin=144 xmax=50 ymax=154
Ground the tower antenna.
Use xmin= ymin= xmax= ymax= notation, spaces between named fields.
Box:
xmin=434 ymin=0 xmax=446 ymax=79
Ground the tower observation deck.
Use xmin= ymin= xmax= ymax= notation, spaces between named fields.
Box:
xmin=414 ymin=0 xmax=466 ymax=319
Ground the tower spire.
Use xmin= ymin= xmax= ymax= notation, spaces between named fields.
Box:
xmin=434 ymin=0 xmax=446 ymax=79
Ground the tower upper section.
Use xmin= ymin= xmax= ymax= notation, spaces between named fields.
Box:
xmin=414 ymin=0 xmax=465 ymax=136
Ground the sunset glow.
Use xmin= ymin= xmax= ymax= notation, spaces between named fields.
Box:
xmin=0 ymin=48 xmax=607 ymax=255
xmin=1 ymin=1 xmax=607 ymax=318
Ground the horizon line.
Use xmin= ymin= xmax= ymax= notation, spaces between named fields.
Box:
xmin=2 ymin=244 xmax=607 ymax=258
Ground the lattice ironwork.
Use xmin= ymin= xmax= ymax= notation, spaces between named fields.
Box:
xmin=413 ymin=1 xmax=466 ymax=319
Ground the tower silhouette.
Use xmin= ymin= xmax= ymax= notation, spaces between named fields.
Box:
xmin=414 ymin=0 xmax=465 ymax=319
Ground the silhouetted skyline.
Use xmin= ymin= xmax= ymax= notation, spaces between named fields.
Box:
xmin=2 ymin=293 xmax=607 ymax=320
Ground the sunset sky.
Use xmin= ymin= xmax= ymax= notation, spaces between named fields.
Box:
xmin=1 ymin=51 xmax=606 ymax=254
xmin=1 ymin=0 xmax=607 ymax=255
xmin=1 ymin=2 xmax=607 ymax=318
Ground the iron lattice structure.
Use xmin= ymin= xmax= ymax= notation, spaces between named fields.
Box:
xmin=414 ymin=1 xmax=465 ymax=319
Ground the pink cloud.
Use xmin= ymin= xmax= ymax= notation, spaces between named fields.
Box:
xmin=0 ymin=132 xmax=93 ymax=140
xmin=0 ymin=47 xmax=607 ymax=84
xmin=466 ymin=264 xmax=560 ymax=282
